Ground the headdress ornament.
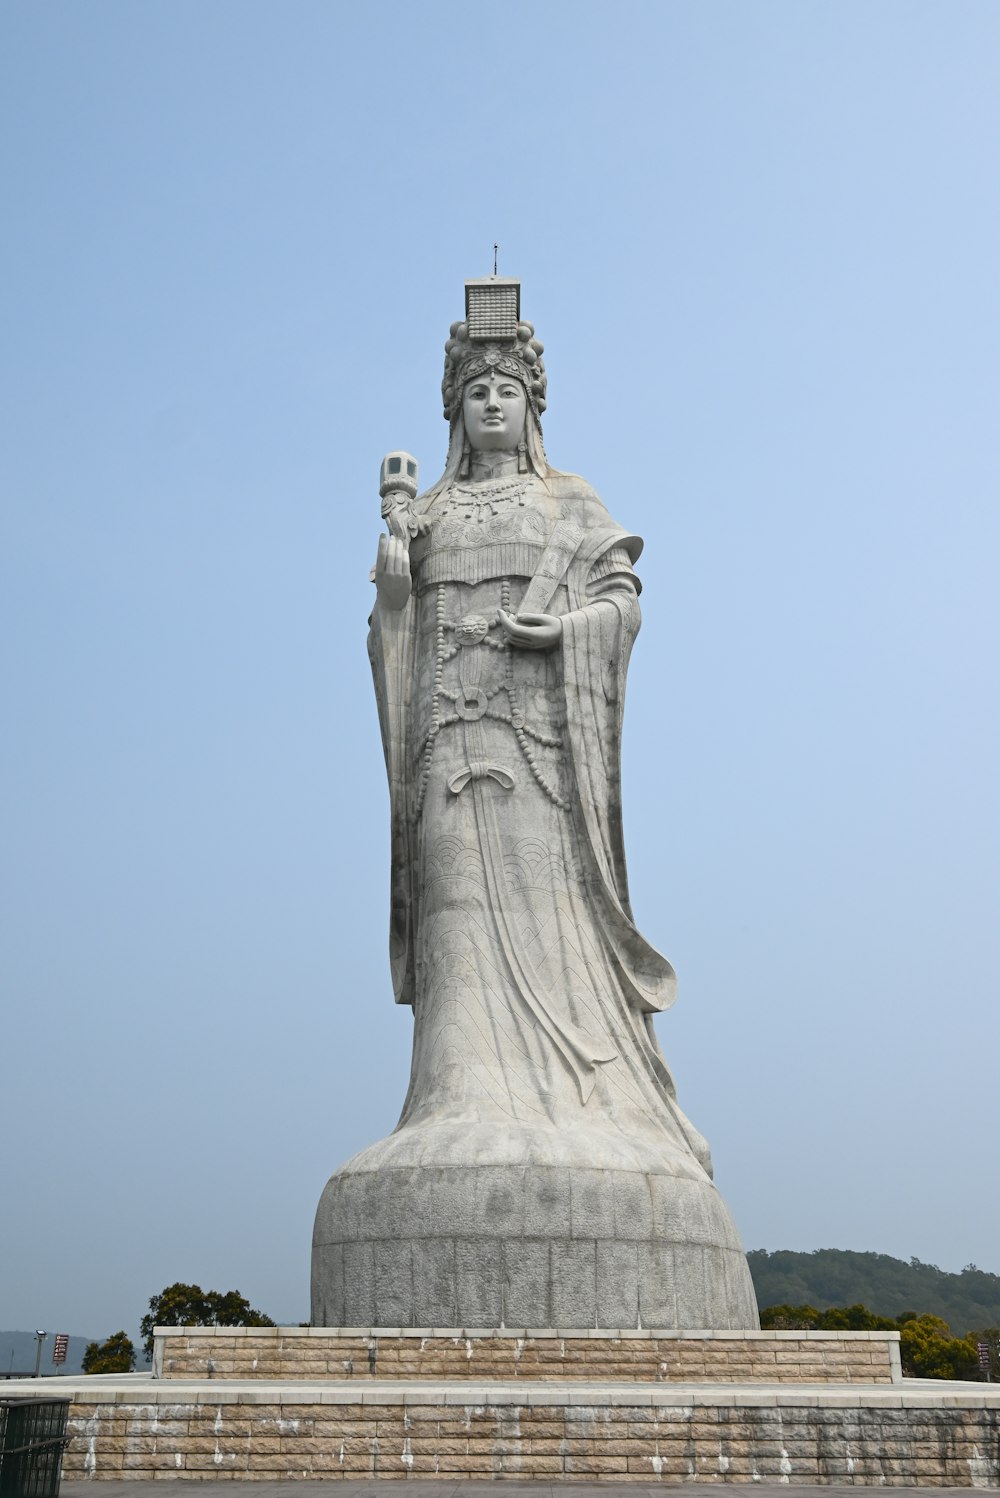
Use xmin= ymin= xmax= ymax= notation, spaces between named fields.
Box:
xmin=441 ymin=277 xmax=547 ymax=423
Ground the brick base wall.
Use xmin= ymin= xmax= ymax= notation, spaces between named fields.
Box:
xmin=62 ymin=1391 xmax=1000 ymax=1485
xmin=154 ymin=1327 xmax=901 ymax=1384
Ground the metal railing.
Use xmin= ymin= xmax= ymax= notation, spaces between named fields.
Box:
xmin=0 ymin=1399 xmax=71 ymax=1498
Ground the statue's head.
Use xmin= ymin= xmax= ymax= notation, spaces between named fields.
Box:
xmin=426 ymin=277 xmax=551 ymax=489
xmin=461 ymin=369 xmax=527 ymax=453
xmin=442 ymin=321 xmax=547 ymax=429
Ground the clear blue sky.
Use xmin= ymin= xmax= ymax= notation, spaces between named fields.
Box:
xmin=2 ymin=1 xmax=998 ymax=1343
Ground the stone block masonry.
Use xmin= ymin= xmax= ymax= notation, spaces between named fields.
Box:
xmin=53 ymin=1381 xmax=1000 ymax=1484
xmin=153 ymin=1326 xmax=902 ymax=1385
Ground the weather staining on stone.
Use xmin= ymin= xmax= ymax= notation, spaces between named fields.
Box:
xmin=311 ymin=276 xmax=759 ymax=1330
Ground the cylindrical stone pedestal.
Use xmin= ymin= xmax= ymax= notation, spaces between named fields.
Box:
xmin=311 ymin=1119 xmax=758 ymax=1330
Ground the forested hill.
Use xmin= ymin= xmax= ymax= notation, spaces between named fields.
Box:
xmin=748 ymin=1250 xmax=1000 ymax=1333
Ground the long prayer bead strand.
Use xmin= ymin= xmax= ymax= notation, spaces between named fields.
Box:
xmin=484 ymin=709 xmax=561 ymax=748
xmin=514 ymin=722 xmax=569 ymax=810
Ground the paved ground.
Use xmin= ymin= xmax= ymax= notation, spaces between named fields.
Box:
xmin=59 ymin=1484 xmax=983 ymax=1496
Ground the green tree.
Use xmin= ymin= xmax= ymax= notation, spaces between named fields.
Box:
xmin=140 ymin=1282 xmax=275 ymax=1356
xmin=814 ymin=1303 xmax=898 ymax=1331
xmin=897 ymin=1314 xmax=978 ymax=1379
xmin=759 ymin=1301 xmax=897 ymax=1332
xmin=82 ymin=1331 xmax=136 ymax=1374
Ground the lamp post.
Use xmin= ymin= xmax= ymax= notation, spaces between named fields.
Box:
xmin=33 ymin=1331 xmax=47 ymax=1378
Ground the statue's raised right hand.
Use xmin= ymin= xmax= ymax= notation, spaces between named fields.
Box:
xmin=373 ymin=532 xmax=412 ymax=611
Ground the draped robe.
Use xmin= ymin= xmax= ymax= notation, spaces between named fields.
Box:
xmin=368 ymin=471 xmax=712 ymax=1173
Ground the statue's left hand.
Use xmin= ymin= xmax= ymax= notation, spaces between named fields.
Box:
xmin=498 ymin=608 xmax=562 ymax=651
xmin=373 ymin=533 xmax=412 ymax=611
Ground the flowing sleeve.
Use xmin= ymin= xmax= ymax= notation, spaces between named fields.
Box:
xmin=560 ymin=539 xmax=678 ymax=1019
xmin=560 ymin=536 xmax=721 ymax=1171
xmin=368 ymin=599 xmax=418 ymax=1005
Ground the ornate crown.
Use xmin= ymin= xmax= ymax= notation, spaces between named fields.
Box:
xmin=441 ymin=277 xmax=547 ymax=422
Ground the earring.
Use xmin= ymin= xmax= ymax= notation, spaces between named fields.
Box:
xmin=517 ymin=440 xmax=528 ymax=474
xmin=458 ymin=440 xmax=471 ymax=480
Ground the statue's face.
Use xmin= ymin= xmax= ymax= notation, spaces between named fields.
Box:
xmin=462 ymin=371 xmax=527 ymax=452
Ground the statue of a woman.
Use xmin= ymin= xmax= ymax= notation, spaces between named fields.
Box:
xmin=312 ymin=279 xmax=758 ymax=1330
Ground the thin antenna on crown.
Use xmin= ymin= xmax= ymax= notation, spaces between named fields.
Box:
xmin=493 ymin=242 xmax=498 ymax=276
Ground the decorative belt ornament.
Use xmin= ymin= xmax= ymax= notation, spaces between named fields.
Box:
xmin=455 ymin=614 xmax=490 ymax=646
xmin=447 ymin=762 xmax=516 ymax=796
xmin=455 ymin=686 xmax=489 ymax=720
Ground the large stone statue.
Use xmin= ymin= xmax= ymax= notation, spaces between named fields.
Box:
xmin=312 ymin=278 xmax=758 ymax=1330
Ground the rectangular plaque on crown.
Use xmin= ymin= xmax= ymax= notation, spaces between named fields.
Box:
xmin=465 ymin=276 xmax=520 ymax=340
